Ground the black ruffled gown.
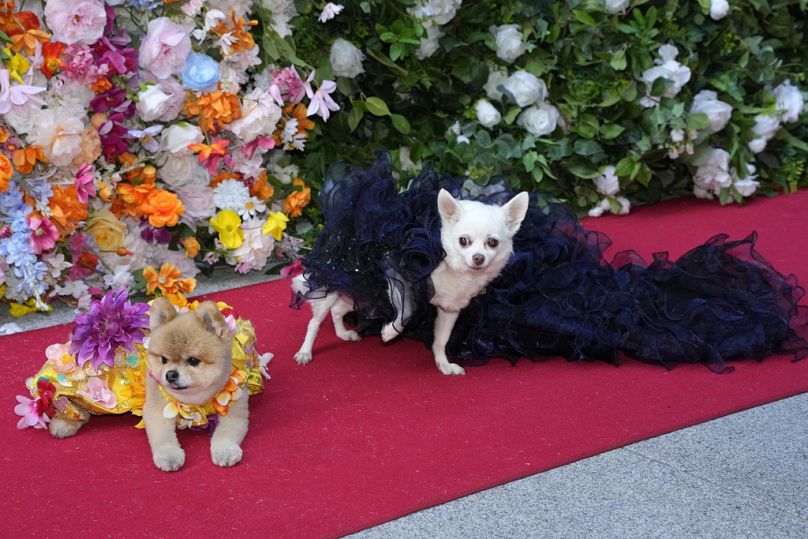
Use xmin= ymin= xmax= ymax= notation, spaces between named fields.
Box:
xmin=293 ymin=154 xmax=808 ymax=373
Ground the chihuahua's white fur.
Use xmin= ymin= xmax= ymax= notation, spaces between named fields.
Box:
xmin=293 ymin=189 xmax=529 ymax=375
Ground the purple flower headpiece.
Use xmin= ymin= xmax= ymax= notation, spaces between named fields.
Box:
xmin=70 ymin=287 xmax=150 ymax=372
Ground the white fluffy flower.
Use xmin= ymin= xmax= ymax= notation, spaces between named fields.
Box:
xmin=693 ymin=148 xmax=733 ymax=198
xmin=503 ymin=71 xmax=547 ymax=107
xmin=103 ymin=264 xmax=134 ymax=290
xmin=493 ymin=24 xmax=527 ymax=64
xmin=266 ymin=153 xmax=300 ymax=185
xmin=416 ymin=25 xmax=443 ymax=60
xmin=484 ymin=68 xmax=508 ymax=101
xmin=319 ymin=3 xmax=344 ymax=23
xmin=604 ymin=0 xmax=629 ymax=14
xmin=261 ymin=0 xmax=298 ymax=37
xmin=27 ymin=109 xmax=85 ymax=168
xmin=239 ymin=197 xmax=268 ymax=219
xmin=229 ymin=218 xmax=275 ymax=273
xmin=159 ymin=154 xmax=210 ymax=188
xmin=690 ymin=90 xmax=733 ymax=134
xmin=594 ymin=165 xmax=620 ymax=196
xmin=640 ymin=44 xmax=691 ymax=106
xmin=175 ymin=184 xmax=216 ymax=226
xmin=773 ymin=79 xmax=805 ymax=123
xmin=710 ymin=0 xmax=729 ymax=20
xmin=329 ymin=38 xmax=365 ymax=78
xmin=748 ymin=114 xmax=780 ymax=154
xmin=213 ymin=180 xmax=251 ymax=211
xmin=228 ymin=89 xmax=282 ymax=143
xmin=160 ymin=123 xmax=203 ymax=154
xmin=475 ymin=99 xmax=501 ymax=129
xmin=517 ymin=102 xmax=559 ymax=136
xmin=136 ymin=82 xmax=183 ymax=123
xmin=409 ymin=0 xmax=462 ymax=26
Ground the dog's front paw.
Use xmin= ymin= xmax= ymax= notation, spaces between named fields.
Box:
xmin=380 ymin=323 xmax=401 ymax=343
xmin=48 ymin=416 xmax=84 ymax=438
xmin=337 ymin=329 xmax=361 ymax=342
xmin=294 ymin=350 xmax=313 ymax=365
xmin=438 ymin=362 xmax=466 ymax=376
xmin=211 ymin=440 xmax=243 ymax=467
xmin=153 ymin=446 xmax=186 ymax=472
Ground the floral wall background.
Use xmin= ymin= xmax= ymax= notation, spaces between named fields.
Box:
xmin=0 ymin=0 xmax=805 ymax=321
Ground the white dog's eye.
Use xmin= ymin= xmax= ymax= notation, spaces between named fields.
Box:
xmin=187 ymin=357 xmax=201 ymax=367
xmin=459 ymin=236 xmax=471 ymax=247
xmin=487 ymin=238 xmax=499 ymax=248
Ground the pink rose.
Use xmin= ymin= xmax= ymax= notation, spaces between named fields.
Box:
xmin=138 ymin=17 xmax=192 ymax=80
xmin=44 ymin=0 xmax=107 ymax=46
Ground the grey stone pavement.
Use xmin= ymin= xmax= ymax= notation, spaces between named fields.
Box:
xmin=3 ymin=270 xmax=806 ymax=539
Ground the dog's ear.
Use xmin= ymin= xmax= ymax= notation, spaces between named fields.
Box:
xmin=150 ymin=297 xmax=177 ymax=330
xmin=502 ymin=192 xmax=529 ymax=235
xmin=437 ymin=189 xmax=462 ymax=224
xmin=194 ymin=301 xmax=229 ymax=340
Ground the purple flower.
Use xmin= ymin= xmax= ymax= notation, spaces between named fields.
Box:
xmin=70 ymin=287 xmax=149 ymax=371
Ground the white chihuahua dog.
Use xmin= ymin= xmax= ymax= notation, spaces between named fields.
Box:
xmin=292 ymin=188 xmax=529 ymax=375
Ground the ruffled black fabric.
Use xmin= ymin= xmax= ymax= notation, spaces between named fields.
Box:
xmin=294 ymin=153 xmax=808 ymax=372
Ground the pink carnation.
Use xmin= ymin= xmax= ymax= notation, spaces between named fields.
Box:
xmin=44 ymin=0 xmax=107 ymax=46
xmin=138 ymin=17 xmax=192 ymax=80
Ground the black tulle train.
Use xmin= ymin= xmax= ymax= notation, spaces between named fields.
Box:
xmin=294 ymin=154 xmax=808 ymax=373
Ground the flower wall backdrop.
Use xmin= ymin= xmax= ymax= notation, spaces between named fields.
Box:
xmin=0 ymin=0 xmax=806 ymax=319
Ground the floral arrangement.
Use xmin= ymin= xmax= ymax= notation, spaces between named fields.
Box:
xmin=286 ymin=0 xmax=805 ymax=217
xmin=0 ymin=0 xmax=339 ymax=317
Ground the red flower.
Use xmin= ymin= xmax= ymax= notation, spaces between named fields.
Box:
xmin=41 ymin=41 xmax=66 ymax=79
xmin=35 ymin=378 xmax=57 ymax=418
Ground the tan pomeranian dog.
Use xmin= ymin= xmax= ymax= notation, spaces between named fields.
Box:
xmin=46 ymin=299 xmax=253 ymax=472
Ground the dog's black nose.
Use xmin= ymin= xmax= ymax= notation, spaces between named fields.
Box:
xmin=473 ymin=254 xmax=485 ymax=266
xmin=166 ymin=370 xmax=179 ymax=384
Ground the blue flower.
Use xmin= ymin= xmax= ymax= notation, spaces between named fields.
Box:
xmin=181 ymin=53 xmax=221 ymax=92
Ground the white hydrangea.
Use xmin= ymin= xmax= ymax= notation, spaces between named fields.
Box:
xmin=492 ymin=24 xmax=527 ymax=64
xmin=213 ymin=179 xmax=251 ymax=211
xmin=261 ymin=0 xmax=298 ymax=38
xmin=640 ymin=44 xmax=691 ymax=107
xmin=690 ymin=90 xmax=733 ymax=134
xmin=503 ymin=71 xmax=547 ymax=107
xmin=329 ymin=38 xmax=365 ymax=78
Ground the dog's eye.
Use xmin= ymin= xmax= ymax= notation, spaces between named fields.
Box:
xmin=187 ymin=357 xmax=201 ymax=367
xmin=487 ymin=238 xmax=499 ymax=248
xmin=459 ymin=236 xmax=471 ymax=247
xmin=161 ymin=356 xmax=168 ymax=365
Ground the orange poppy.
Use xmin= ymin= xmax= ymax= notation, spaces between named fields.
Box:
xmin=40 ymin=41 xmax=65 ymax=79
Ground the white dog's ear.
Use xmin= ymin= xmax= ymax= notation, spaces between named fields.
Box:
xmin=437 ymin=189 xmax=462 ymax=224
xmin=194 ymin=301 xmax=229 ymax=339
xmin=502 ymin=192 xmax=530 ymax=235
xmin=150 ymin=297 xmax=177 ymax=330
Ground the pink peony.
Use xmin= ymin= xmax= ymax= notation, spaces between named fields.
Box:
xmin=44 ymin=0 xmax=107 ymax=46
xmin=138 ymin=18 xmax=192 ymax=80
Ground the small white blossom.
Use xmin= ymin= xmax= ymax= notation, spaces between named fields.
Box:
xmin=319 ymin=3 xmax=344 ymax=23
xmin=710 ymin=0 xmax=729 ymax=20
xmin=748 ymin=114 xmax=780 ymax=154
xmin=492 ymin=24 xmax=527 ymax=64
xmin=484 ymin=68 xmax=508 ymax=101
xmin=640 ymin=44 xmax=691 ymax=107
xmin=594 ymin=165 xmax=620 ymax=196
xmin=690 ymin=90 xmax=733 ymax=134
xmin=329 ymin=38 xmax=365 ymax=78
xmin=773 ymin=79 xmax=805 ymax=123
xmin=604 ymin=0 xmax=629 ymax=14
xmin=475 ymin=99 xmax=501 ymax=129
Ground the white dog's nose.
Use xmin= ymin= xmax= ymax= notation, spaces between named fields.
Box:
xmin=472 ymin=254 xmax=485 ymax=266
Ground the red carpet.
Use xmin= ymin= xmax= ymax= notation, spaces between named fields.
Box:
xmin=3 ymin=192 xmax=808 ymax=537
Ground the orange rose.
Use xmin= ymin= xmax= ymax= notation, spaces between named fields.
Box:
xmin=49 ymin=185 xmax=88 ymax=238
xmin=0 ymin=153 xmax=12 ymax=192
xmin=283 ymin=178 xmax=311 ymax=218
xmin=141 ymin=189 xmax=184 ymax=228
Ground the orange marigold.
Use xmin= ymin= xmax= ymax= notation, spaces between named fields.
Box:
xmin=184 ymin=89 xmax=242 ymax=134
xmin=141 ymin=189 xmax=184 ymax=228
xmin=143 ymin=263 xmax=196 ymax=304
xmin=283 ymin=178 xmax=311 ymax=218
xmin=49 ymin=185 xmax=88 ymax=238
xmin=113 ymin=181 xmax=155 ymax=218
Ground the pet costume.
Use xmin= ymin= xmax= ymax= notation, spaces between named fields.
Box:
xmin=294 ymin=153 xmax=808 ymax=372
xmin=16 ymin=294 xmax=266 ymax=431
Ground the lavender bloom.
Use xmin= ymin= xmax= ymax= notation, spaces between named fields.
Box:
xmin=70 ymin=288 xmax=150 ymax=371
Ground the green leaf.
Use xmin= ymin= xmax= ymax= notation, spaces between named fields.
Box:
xmin=523 ymin=151 xmax=538 ymax=172
xmin=610 ymin=49 xmax=627 ymax=71
xmin=390 ymin=114 xmax=411 ymax=134
xmin=650 ymin=77 xmax=672 ymax=97
xmin=573 ymin=10 xmax=596 ymax=27
xmin=573 ymin=139 xmax=604 ymax=157
xmin=686 ymin=112 xmax=710 ymax=131
xmin=365 ymin=97 xmax=391 ymax=116
xmin=567 ymin=160 xmax=602 ymax=179
xmin=390 ymin=42 xmax=405 ymax=62
xmin=347 ymin=107 xmax=364 ymax=132
xmin=614 ymin=157 xmax=635 ymax=177
xmin=503 ymin=106 xmax=521 ymax=125
xmin=635 ymin=164 xmax=652 ymax=187
xmin=575 ymin=114 xmax=600 ymax=139
xmin=600 ymin=124 xmax=625 ymax=140
xmin=379 ymin=32 xmax=396 ymax=43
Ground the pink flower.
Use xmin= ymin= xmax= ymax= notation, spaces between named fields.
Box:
xmin=46 ymin=343 xmax=77 ymax=374
xmin=14 ymin=395 xmax=50 ymax=429
xmin=0 ymin=70 xmax=46 ymax=115
xmin=305 ymin=74 xmax=340 ymax=121
xmin=138 ymin=18 xmax=192 ymax=80
xmin=75 ymin=164 xmax=97 ymax=204
xmin=77 ymin=377 xmax=117 ymax=409
xmin=281 ymin=258 xmax=304 ymax=278
xmin=27 ymin=216 xmax=59 ymax=255
xmin=44 ymin=0 xmax=107 ymax=46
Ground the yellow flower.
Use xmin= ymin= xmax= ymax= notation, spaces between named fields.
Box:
xmin=210 ymin=210 xmax=244 ymax=249
xmin=5 ymin=49 xmax=29 ymax=82
xmin=85 ymin=209 xmax=127 ymax=252
xmin=262 ymin=210 xmax=289 ymax=240
xmin=182 ymin=236 xmax=201 ymax=258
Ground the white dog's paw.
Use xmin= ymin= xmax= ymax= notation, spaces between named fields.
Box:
xmin=438 ymin=362 xmax=466 ymax=376
xmin=211 ymin=441 xmax=243 ymax=467
xmin=48 ymin=416 xmax=84 ymax=438
xmin=337 ymin=329 xmax=361 ymax=342
xmin=380 ymin=323 xmax=401 ymax=343
xmin=294 ymin=350 xmax=313 ymax=365
xmin=153 ymin=446 xmax=186 ymax=472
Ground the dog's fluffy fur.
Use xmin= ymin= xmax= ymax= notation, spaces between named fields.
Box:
xmin=293 ymin=189 xmax=529 ymax=374
xmin=47 ymin=299 xmax=250 ymax=472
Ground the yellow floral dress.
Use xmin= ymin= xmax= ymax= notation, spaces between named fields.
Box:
xmin=23 ymin=318 xmax=265 ymax=430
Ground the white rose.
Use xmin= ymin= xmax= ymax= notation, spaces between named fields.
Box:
xmin=158 ymin=154 xmax=210 ymax=188
xmin=594 ymin=165 xmax=620 ymax=196
xmin=493 ymin=24 xmax=526 ymax=64
xmin=160 ymin=123 xmax=203 ymax=154
xmin=690 ymin=90 xmax=733 ymax=134
xmin=693 ymin=148 xmax=732 ymax=197
xmin=503 ymin=71 xmax=547 ymax=107
xmin=329 ymin=38 xmax=365 ymax=78
xmin=228 ymin=90 xmax=283 ymax=143
xmin=604 ymin=0 xmax=629 ymax=14
xmin=773 ymin=79 xmax=804 ymax=123
xmin=640 ymin=45 xmax=691 ymax=105
xmin=409 ymin=0 xmax=462 ymax=25
xmin=137 ymin=83 xmax=180 ymax=122
xmin=734 ymin=178 xmax=758 ymax=197
xmin=484 ymin=68 xmax=508 ymax=101
xmin=475 ymin=99 xmax=501 ymax=129
xmin=747 ymin=114 xmax=780 ymax=153
xmin=175 ymin=184 xmax=216 ymax=226
xmin=710 ymin=0 xmax=729 ymax=20
xmin=517 ymin=102 xmax=559 ymax=137
xmin=416 ymin=25 xmax=443 ymax=60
